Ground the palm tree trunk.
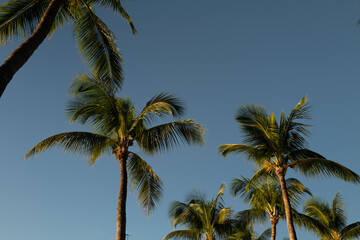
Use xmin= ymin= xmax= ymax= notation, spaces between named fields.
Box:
xmin=270 ymin=222 xmax=276 ymax=240
xmin=269 ymin=216 xmax=278 ymax=240
xmin=276 ymin=168 xmax=297 ymax=240
xmin=0 ymin=0 xmax=65 ymax=97
xmin=116 ymin=156 xmax=128 ymax=240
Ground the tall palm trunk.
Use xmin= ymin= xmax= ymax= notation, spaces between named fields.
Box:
xmin=116 ymin=155 xmax=128 ymax=240
xmin=269 ymin=216 xmax=278 ymax=240
xmin=0 ymin=0 xmax=65 ymax=97
xmin=276 ymin=168 xmax=297 ymax=240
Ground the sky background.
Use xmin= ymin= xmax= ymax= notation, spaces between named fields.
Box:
xmin=1 ymin=0 xmax=360 ymax=239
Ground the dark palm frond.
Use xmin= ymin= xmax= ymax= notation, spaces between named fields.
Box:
xmin=133 ymin=93 xmax=185 ymax=128
xmin=294 ymin=158 xmax=360 ymax=183
xmin=138 ymin=119 xmax=204 ymax=154
xmin=127 ymin=152 xmax=163 ymax=215
xmin=234 ymin=208 xmax=267 ymax=225
xmin=66 ymin=73 xmax=122 ymax=135
xmin=235 ymin=104 xmax=278 ymax=152
xmin=341 ymin=222 xmax=360 ymax=239
xmin=73 ymin=5 xmax=123 ymax=88
xmin=95 ymin=0 xmax=136 ymax=34
xmin=162 ymin=229 xmax=200 ymax=240
xmin=218 ymin=144 xmax=272 ymax=165
xmin=0 ymin=0 xmax=49 ymax=44
xmin=257 ymin=228 xmax=271 ymax=240
xmin=24 ymin=131 xmax=110 ymax=159
xmin=285 ymin=149 xmax=325 ymax=162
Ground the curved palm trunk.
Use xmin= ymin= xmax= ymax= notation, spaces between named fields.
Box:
xmin=116 ymin=155 xmax=128 ymax=240
xmin=0 ymin=0 xmax=65 ymax=97
xmin=276 ymin=168 xmax=297 ymax=240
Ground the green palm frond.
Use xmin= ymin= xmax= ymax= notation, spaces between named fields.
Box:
xmin=127 ymin=152 xmax=163 ymax=215
xmin=292 ymin=209 xmax=330 ymax=236
xmin=25 ymin=131 xmax=111 ymax=160
xmin=218 ymin=144 xmax=271 ymax=165
xmin=294 ymin=158 xmax=360 ymax=183
xmin=162 ymin=229 xmax=200 ymax=240
xmin=332 ymin=193 xmax=346 ymax=230
xmin=304 ymin=198 xmax=332 ymax=228
xmin=341 ymin=222 xmax=360 ymax=239
xmin=138 ymin=119 xmax=204 ymax=154
xmin=0 ymin=0 xmax=48 ymax=44
xmin=73 ymin=5 xmax=123 ymax=88
xmin=133 ymin=93 xmax=185 ymax=128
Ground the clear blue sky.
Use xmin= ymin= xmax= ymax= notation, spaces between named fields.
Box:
xmin=1 ymin=0 xmax=360 ymax=239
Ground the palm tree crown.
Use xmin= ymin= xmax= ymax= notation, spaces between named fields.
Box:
xmin=163 ymin=184 xmax=233 ymax=240
xmin=25 ymin=74 xmax=205 ymax=240
xmin=218 ymin=96 xmax=360 ymax=240
xmin=304 ymin=193 xmax=360 ymax=240
xmin=232 ymin=176 xmax=311 ymax=240
xmin=0 ymin=0 xmax=135 ymax=96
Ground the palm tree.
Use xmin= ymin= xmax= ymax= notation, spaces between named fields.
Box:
xmin=0 ymin=0 xmax=135 ymax=97
xmin=25 ymin=74 xmax=205 ymax=240
xmin=304 ymin=193 xmax=360 ymax=239
xmin=232 ymin=176 xmax=311 ymax=240
xmin=163 ymin=183 xmax=233 ymax=240
xmin=218 ymin=96 xmax=360 ymax=240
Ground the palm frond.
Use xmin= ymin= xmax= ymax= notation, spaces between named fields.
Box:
xmin=257 ymin=228 xmax=271 ymax=240
xmin=95 ymin=0 xmax=136 ymax=34
xmin=138 ymin=119 xmax=204 ymax=154
xmin=293 ymin=158 xmax=360 ymax=183
xmin=132 ymin=93 xmax=185 ymax=130
xmin=341 ymin=222 xmax=360 ymax=239
xmin=25 ymin=131 xmax=111 ymax=160
xmin=213 ymin=207 xmax=233 ymax=225
xmin=285 ymin=178 xmax=312 ymax=206
xmin=66 ymin=73 xmax=123 ymax=135
xmin=127 ymin=152 xmax=163 ymax=215
xmin=332 ymin=193 xmax=346 ymax=229
xmin=292 ymin=209 xmax=330 ymax=236
xmin=73 ymin=5 xmax=123 ymax=88
xmin=0 ymin=0 xmax=49 ymax=44
xmin=162 ymin=229 xmax=200 ymax=240
xmin=234 ymin=208 xmax=267 ymax=225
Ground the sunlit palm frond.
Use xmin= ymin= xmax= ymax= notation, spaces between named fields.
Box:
xmin=138 ymin=119 xmax=204 ymax=154
xmin=341 ymin=222 xmax=360 ymax=239
xmin=292 ymin=209 xmax=330 ymax=236
xmin=332 ymin=193 xmax=346 ymax=230
xmin=73 ymin=5 xmax=123 ymax=88
xmin=162 ymin=229 xmax=200 ymax=240
xmin=285 ymin=178 xmax=311 ymax=206
xmin=127 ymin=152 xmax=163 ymax=215
xmin=0 ymin=0 xmax=49 ymax=44
xmin=133 ymin=93 xmax=185 ymax=128
xmin=218 ymin=144 xmax=271 ymax=166
xmin=304 ymin=198 xmax=332 ymax=228
xmin=294 ymin=158 xmax=360 ymax=183
xmin=24 ymin=131 xmax=110 ymax=159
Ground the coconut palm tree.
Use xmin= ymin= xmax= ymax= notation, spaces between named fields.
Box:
xmin=163 ymin=183 xmax=233 ymax=240
xmin=218 ymin=96 xmax=360 ymax=240
xmin=304 ymin=193 xmax=360 ymax=239
xmin=25 ymin=74 xmax=205 ymax=240
xmin=232 ymin=176 xmax=311 ymax=240
xmin=0 ymin=0 xmax=135 ymax=97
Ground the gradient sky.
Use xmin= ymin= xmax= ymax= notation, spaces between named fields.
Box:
xmin=1 ymin=0 xmax=360 ymax=239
